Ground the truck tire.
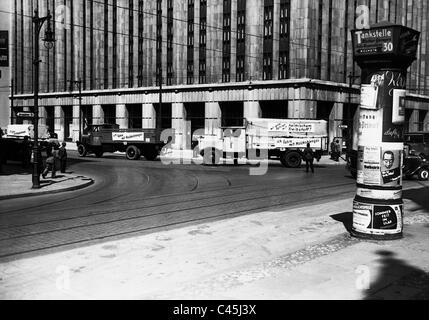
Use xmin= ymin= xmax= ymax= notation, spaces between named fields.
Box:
xmin=144 ymin=148 xmax=158 ymax=161
xmin=77 ymin=144 xmax=87 ymax=157
xmin=282 ymin=151 xmax=302 ymax=168
xmin=126 ymin=145 xmax=141 ymax=160
xmin=418 ymin=168 xmax=429 ymax=181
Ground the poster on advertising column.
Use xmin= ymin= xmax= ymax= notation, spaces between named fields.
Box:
xmin=357 ymin=109 xmax=382 ymax=146
xmin=357 ymin=146 xmax=381 ymax=185
xmin=380 ymin=148 xmax=402 ymax=186
xmin=353 ymin=201 xmax=403 ymax=235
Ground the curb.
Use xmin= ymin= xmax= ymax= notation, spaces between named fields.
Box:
xmin=0 ymin=178 xmax=94 ymax=201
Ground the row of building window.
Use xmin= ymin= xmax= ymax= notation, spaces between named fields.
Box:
xmin=12 ymin=0 xmax=291 ymax=92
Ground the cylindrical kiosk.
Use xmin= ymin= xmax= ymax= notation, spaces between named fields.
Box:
xmin=351 ymin=22 xmax=420 ymax=240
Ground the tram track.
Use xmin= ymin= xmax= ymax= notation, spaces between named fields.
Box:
xmin=0 ymin=181 xmax=355 ymax=243
xmin=0 ymin=180 xmax=354 ymax=230
xmin=0 ymin=188 xmax=356 ymax=260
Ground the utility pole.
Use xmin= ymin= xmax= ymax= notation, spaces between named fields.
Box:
xmin=68 ymin=78 xmax=83 ymax=142
xmin=158 ymin=69 xmax=162 ymax=131
xmin=31 ymin=9 xmax=54 ymax=189
xmin=10 ymin=78 xmax=13 ymax=125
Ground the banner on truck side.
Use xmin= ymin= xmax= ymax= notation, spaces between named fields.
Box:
xmin=112 ymin=132 xmax=145 ymax=141
xmin=269 ymin=121 xmax=315 ymax=134
xmin=271 ymin=137 xmax=322 ymax=149
xmin=353 ymin=201 xmax=403 ymax=235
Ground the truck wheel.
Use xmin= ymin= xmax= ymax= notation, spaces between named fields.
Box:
xmin=284 ymin=151 xmax=302 ymax=168
xmin=144 ymin=148 xmax=158 ymax=161
xmin=418 ymin=168 xmax=429 ymax=181
xmin=126 ymin=145 xmax=141 ymax=160
xmin=77 ymin=144 xmax=87 ymax=157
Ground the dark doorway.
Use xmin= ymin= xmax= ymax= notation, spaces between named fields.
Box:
xmin=342 ymin=103 xmax=358 ymax=149
xmin=62 ymin=105 xmax=73 ymax=141
xmin=155 ymin=103 xmax=172 ymax=130
xmin=185 ymin=102 xmax=205 ymax=136
xmin=260 ymin=100 xmax=288 ymax=119
xmin=81 ymin=105 xmax=93 ymax=132
xmin=45 ymin=106 xmax=55 ymax=135
xmin=220 ymin=101 xmax=244 ymax=127
xmin=127 ymin=104 xmax=142 ymax=129
xmin=317 ymin=101 xmax=334 ymax=121
xmin=102 ymin=105 xmax=116 ymax=125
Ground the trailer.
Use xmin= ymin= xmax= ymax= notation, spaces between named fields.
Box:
xmin=76 ymin=124 xmax=165 ymax=160
xmin=198 ymin=118 xmax=329 ymax=167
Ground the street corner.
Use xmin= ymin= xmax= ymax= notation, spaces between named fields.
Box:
xmin=0 ymin=171 xmax=94 ymax=200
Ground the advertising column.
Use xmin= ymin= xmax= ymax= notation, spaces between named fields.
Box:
xmin=351 ymin=23 xmax=420 ymax=240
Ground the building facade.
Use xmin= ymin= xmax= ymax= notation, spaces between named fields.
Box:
xmin=0 ymin=0 xmax=11 ymax=129
xmin=8 ymin=0 xmax=429 ymax=149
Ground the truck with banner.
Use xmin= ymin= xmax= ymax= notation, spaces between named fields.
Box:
xmin=197 ymin=118 xmax=329 ymax=168
xmin=76 ymin=123 xmax=165 ymax=161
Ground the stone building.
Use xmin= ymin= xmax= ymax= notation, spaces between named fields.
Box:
xmin=8 ymin=0 xmax=429 ymax=149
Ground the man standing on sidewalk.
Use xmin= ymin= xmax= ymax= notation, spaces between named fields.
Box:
xmin=59 ymin=142 xmax=68 ymax=173
xmin=303 ymin=143 xmax=315 ymax=173
xmin=42 ymin=143 xmax=59 ymax=179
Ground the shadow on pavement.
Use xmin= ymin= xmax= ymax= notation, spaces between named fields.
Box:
xmin=330 ymin=212 xmax=353 ymax=233
xmin=403 ymin=186 xmax=429 ymax=214
xmin=364 ymin=250 xmax=429 ymax=300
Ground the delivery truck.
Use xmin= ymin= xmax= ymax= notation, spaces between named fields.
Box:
xmin=197 ymin=118 xmax=329 ymax=167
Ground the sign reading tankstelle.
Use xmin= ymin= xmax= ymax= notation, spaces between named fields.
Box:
xmin=112 ymin=132 xmax=145 ymax=141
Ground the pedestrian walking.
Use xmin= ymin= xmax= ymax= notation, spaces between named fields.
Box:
xmin=303 ymin=143 xmax=315 ymax=173
xmin=334 ymin=139 xmax=342 ymax=161
xmin=59 ymin=142 xmax=68 ymax=173
xmin=330 ymin=140 xmax=336 ymax=160
xmin=330 ymin=139 xmax=340 ymax=162
xmin=42 ymin=143 xmax=59 ymax=179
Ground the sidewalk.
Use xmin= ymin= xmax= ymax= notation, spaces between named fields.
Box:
xmin=0 ymin=164 xmax=94 ymax=200
xmin=1 ymin=189 xmax=428 ymax=299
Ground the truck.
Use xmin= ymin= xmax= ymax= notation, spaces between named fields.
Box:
xmin=197 ymin=118 xmax=329 ymax=167
xmin=76 ymin=123 xmax=165 ymax=161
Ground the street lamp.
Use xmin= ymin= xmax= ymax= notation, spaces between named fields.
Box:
xmin=32 ymin=9 xmax=55 ymax=189
xmin=67 ymin=79 xmax=83 ymax=143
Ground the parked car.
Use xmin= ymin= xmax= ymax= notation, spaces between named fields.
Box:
xmin=403 ymin=145 xmax=429 ymax=181
xmin=404 ymin=132 xmax=429 ymax=160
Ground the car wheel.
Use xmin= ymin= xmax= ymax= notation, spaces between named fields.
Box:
xmin=77 ymin=144 xmax=87 ymax=157
xmin=418 ymin=168 xmax=429 ymax=181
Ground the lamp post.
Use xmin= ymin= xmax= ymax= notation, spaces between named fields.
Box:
xmin=67 ymin=78 xmax=83 ymax=142
xmin=32 ymin=9 xmax=55 ymax=189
